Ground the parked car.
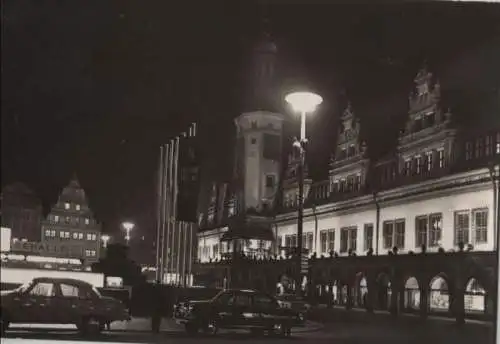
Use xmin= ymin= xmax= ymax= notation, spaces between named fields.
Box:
xmin=173 ymin=288 xmax=305 ymax=337
xmin=276 ymin=294 xmax=312 ymax=314
xmin=0 ymin=277 xmax=130 ymax=336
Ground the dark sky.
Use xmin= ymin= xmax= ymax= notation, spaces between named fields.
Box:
xmin=2 ymin=1 xmax=500 ymax=242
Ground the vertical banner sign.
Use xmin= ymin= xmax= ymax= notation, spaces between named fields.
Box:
xmin=176 ymin=123 xmax=201 ymax=222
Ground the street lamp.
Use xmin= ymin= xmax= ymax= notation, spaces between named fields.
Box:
xmin=101 ymin=234 xmax=110 ymax=248
xmin=285 ymin=91 xmax=323 ymax=297
xmin=122 ymin=221 xmax=135 ymax=245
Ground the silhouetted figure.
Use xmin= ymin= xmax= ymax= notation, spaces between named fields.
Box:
xmin=151 ymin=284 xmax=163 ymax=333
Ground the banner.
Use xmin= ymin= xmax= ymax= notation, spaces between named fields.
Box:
xmin=175 ymin=123 xmax=201 ymax=222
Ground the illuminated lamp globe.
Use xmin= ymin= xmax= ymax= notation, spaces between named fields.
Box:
xmin=285 ymin=92 xmax=323 ymax=114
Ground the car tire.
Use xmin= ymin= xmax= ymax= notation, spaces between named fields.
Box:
xmin=78 ymin=316 xmax=102 ymax=336
xmin=274 ymin=322 xmax=291 ymax=338
xmin=0 ymin=318 xmax=9 ymax=337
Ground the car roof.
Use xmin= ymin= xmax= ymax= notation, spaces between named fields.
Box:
xmin=33 ymin=277 xmax=93 ymax=288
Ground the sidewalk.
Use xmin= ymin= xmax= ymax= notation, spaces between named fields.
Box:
xmin=308 ymin=304 xmax=493 ymax=327
xmin=111 ymin=317 xmax=323 ymax=333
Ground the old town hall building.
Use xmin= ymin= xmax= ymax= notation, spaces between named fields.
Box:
xmin=194 ymin=33 xmax=499 ymax=323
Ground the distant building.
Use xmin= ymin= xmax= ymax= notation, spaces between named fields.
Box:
xmin=1 ymin=183 xmax=43 ymax=242
xmin=40 ymin=175 xmax=102 ymax=263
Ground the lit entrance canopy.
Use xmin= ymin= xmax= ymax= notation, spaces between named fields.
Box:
xmin=220 ymin=216 xmax=275 ymax=242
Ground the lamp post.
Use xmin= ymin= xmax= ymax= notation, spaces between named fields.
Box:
xmin=285 ymin=91 xmax=323 ymax=297
xmin=101 ymin=234 xmax=110 ymax=248
xmin=122 ymin=221 xmax=135 ymax=245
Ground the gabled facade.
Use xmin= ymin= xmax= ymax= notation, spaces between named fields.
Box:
xmin=40 ymin=176 xmax=102 ymax=263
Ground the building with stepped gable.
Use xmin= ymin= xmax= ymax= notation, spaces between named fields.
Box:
xmin=38 ymin=175 xmax=102 ymax=263
xmin=193 ymin=33 xmax=500 ymax=323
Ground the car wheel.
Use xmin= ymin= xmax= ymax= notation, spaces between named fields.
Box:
xmin=274 ymin=322 xmax=291 ymax=338
xmin=185 ymin=322 xmax=199 ymax=335
xmin=78 ymin=316 xmax=102 ymax=336
xmin=0 ymin=318 xmax=9 ymax=337
xmin=204 ymin=319 xmax=219 ymax=336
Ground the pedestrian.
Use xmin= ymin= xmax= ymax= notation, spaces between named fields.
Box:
xmin=151 ymin=283 xmax=163 ymax=333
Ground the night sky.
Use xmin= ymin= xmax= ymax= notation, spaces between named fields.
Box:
xmin=2 ymin=1 xmax=500 ymax=243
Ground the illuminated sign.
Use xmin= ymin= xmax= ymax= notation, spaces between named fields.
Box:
xmin=1 ymin=227 xmax=12 ymax=252
xmin=0 ymin=267 xmax=104 ymax=288
xmin=10 ymin=241 xmax=81 ymax=257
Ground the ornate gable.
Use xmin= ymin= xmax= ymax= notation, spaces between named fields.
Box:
xmin=397 ymin=63 xmax=456 ymax=177
xmin=329 ymin=102 xmax=368 ymax=197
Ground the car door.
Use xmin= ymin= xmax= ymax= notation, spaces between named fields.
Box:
xmin=19 ymin=281 xmax=57 ymax=323
xmin=252 ymin=293 xmax=281 ymax=329
xmin=211 ymin=291 xmax=234 ymax=328
xmin=55 ymin=282 xmax=83 ymax=324
xmin=231 ymin=292 xmax=255 ymax=328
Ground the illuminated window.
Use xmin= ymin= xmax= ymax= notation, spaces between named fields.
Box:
xmin=438 ymin=149 xmax=445 ymax=168
xmin=64 ymin=231 xmax=70 ymax=239
xmin=75 ymin=204 xmax=81 ymax=211
xmin=85 ymin=218 xmax=90 ymax=225
xmin=404 ymin=159 xmax=411 ymax=176
xmin=496 ymin=132 xmax=500 ymax=154
xmin=50 ymin=230 xmax=56 ymax=237
xmin=92 ymin=234 xmax=97 ymax=240
xmin=473 ymin=209 xmax=488 ymax=243
xmin=87 ymin=233 xmax=92 ymax=240
xmin=59 ymin=231 xmax=65 ymax=238
xmin=45 ymin=230 xmax=51 ymax=237
xmin=465 ymin=142 xmax=473 ymax=160
xmin=54 ymin=215 xmax=59 ymax=222
xmin=415 ymin=156 xmax=422 ymax=174
xmin=426 ymin=151 xmax=433 ymax=171
xmin=73 ymin=232 xmax=78 ymax=239
xmin=65 ymin=203 xmax=70 ymax=210
xmin=78 ymin=233 xmax=83 ymax=240
xmin=85 ymin=250 xmax=91 ymax=256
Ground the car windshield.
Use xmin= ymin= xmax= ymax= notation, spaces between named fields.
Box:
xmin=92 ymin=286 xmax=102 ymax=298
xmin=15 ymin=281 xmax=34 ymax=293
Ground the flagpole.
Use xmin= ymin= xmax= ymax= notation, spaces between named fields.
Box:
xmin=173 ymin=136 xmax=181 ymax=285
xmin=155 ymin=145 xmax=164 ymax=283
xmin=166 ymin=139 xmax=174 ymax=284
xmin=160 ymin=142 xmax=171 ymax=284
xmin=187 ymin=222 xmax=193 ymax=287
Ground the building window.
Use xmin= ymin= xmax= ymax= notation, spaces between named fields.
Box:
xmin=382 ymin=221 xmax=394 ymax=249
xmin=395 ymin=220 xmax=405 ymax=248
xmin=415 ymin=216 xmax=428 ymax=248
xmin=251 ymin=137 xmax=257 ymax=144
xmin=306 ymin=232 xmax=314 ymax=252
xmin=50 ymin=230 xmax=56 ymax=237
xmin=85 ymin=218 xmax=90 ymax=225
xmin=475 ymin=138 xmax=483 ymax=158
xmin=251 ymin=121 xmax=257 ymax=129
xmin=454 ymin=211 xmax=470 ymax=245
xmin=73 ymin=232 xmax=78 ymax=239
xmin=59 ymin=231 xmax=65 ymax=238
xmin=45 ymin=230 xmax=51 ymax=237
xmin=364 ymin=224 xmax=373 ymax=251
xmin=276 ymin=236 xmax=282 ymax=249
xmin=496 ymin=132 xmax=500 ymax=154
xmin=75 ymin=204 xmax=81 ymax=211
xmin=415 ymin=156 xmax=422 ymax=174
xmin=291 ymin=235 xmax=297 ymax=247
xmin=320 ymin=231 xmax=327 ymax=253
xmin=355 ymin=174 xmax=361 ymax=191
xmin=429 ymin=213 xmax=442 ymax=247
xmin=473 ymin=208 xmax=488 ymax=243
xmin=78 ymin=233 xmax=83 ymax=240
xmin=426 ymin=151 xmax=433 ymax=171
xmin=404 ymin=159 xmax=411 ymax=176
xmin=340 ymin=227 xmax=356 ymax=253
xmin=328 ymin=229 xmax=335 ymax=252
xmin=64 ymin=216 xmax=70 ymax=224
xmin=65 ymin=203 xmax=70 ymax=210
xmin=485 ymin=136 xmax=492 ymax=156
xmin=265 ymin=175 xmax=275 ymax=188
xmin=465 ymin=142 xmax=473 ymax=160
xmin=415 ymin=213 xmax=443 ymax=248
xmin=438 ymin=149 xmax=445 ymax=168
xmin=54 ymin=215 xmax=59 ymax=223
xmin=285 ymin=235 xmax=292 ymax=248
